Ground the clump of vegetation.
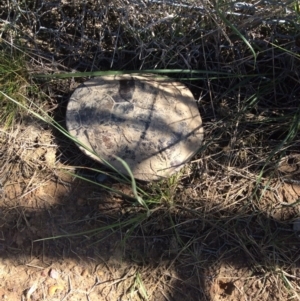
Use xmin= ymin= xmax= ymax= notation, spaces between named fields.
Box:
xmin=0 ymin=43 xmax=30 ymax=126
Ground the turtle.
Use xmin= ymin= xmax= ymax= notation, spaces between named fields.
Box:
xmin=66 ymin=73 xmax=204 ymax=181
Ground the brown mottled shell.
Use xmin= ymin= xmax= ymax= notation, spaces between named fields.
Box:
xmin=66 ymin=74 xmax=204 ymax=181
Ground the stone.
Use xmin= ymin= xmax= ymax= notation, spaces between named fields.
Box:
xmin=66 ymin=74 xmax=204 ymax=181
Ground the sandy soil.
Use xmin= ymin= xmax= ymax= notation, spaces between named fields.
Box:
xmin=0 ymin=120 xmax=300 ymax=301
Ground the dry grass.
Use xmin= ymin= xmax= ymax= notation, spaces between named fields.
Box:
xmin=0 ymin=0 xmax=300 ymax=300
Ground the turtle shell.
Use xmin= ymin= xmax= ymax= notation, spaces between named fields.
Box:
xmin=66 ymin=74 xmax=204 ymax=181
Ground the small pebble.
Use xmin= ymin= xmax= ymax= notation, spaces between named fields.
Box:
xmin=49 ymin=268 xmax=59 ymax=279
xmin=96 ymin=174 xmax=108 ymax=182
xmin=48 ymin=284 xmax=64 ymax=297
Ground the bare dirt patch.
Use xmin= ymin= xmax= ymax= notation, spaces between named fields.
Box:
xmin=1 ymin=92 xmax=300 ymax=300
xmin=1 ymin=128 xmax=300 ymax=301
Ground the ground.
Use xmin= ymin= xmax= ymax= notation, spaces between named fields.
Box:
xmin=0 ymin=118 xmax=299 ymax=300
xmin=1 ymin=0 xmax=300 ymax=300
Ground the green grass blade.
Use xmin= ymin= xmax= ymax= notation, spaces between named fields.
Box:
xmin=114 ymin=156 xmax=150 ymax=215
xmin=215 ymin=2 xmax=257 ymax=65
xmin=33 ymin=69 xmax=242 ymax=79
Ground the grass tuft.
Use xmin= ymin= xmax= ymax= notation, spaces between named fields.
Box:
xmin=0 ymin=43 xmax=30 ymax=126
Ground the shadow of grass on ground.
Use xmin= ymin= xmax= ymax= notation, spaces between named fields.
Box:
xmin=0 ymin=75 xmax=298 ymax=299
xmin=0 ymin=170 xmax=299 ymax=300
